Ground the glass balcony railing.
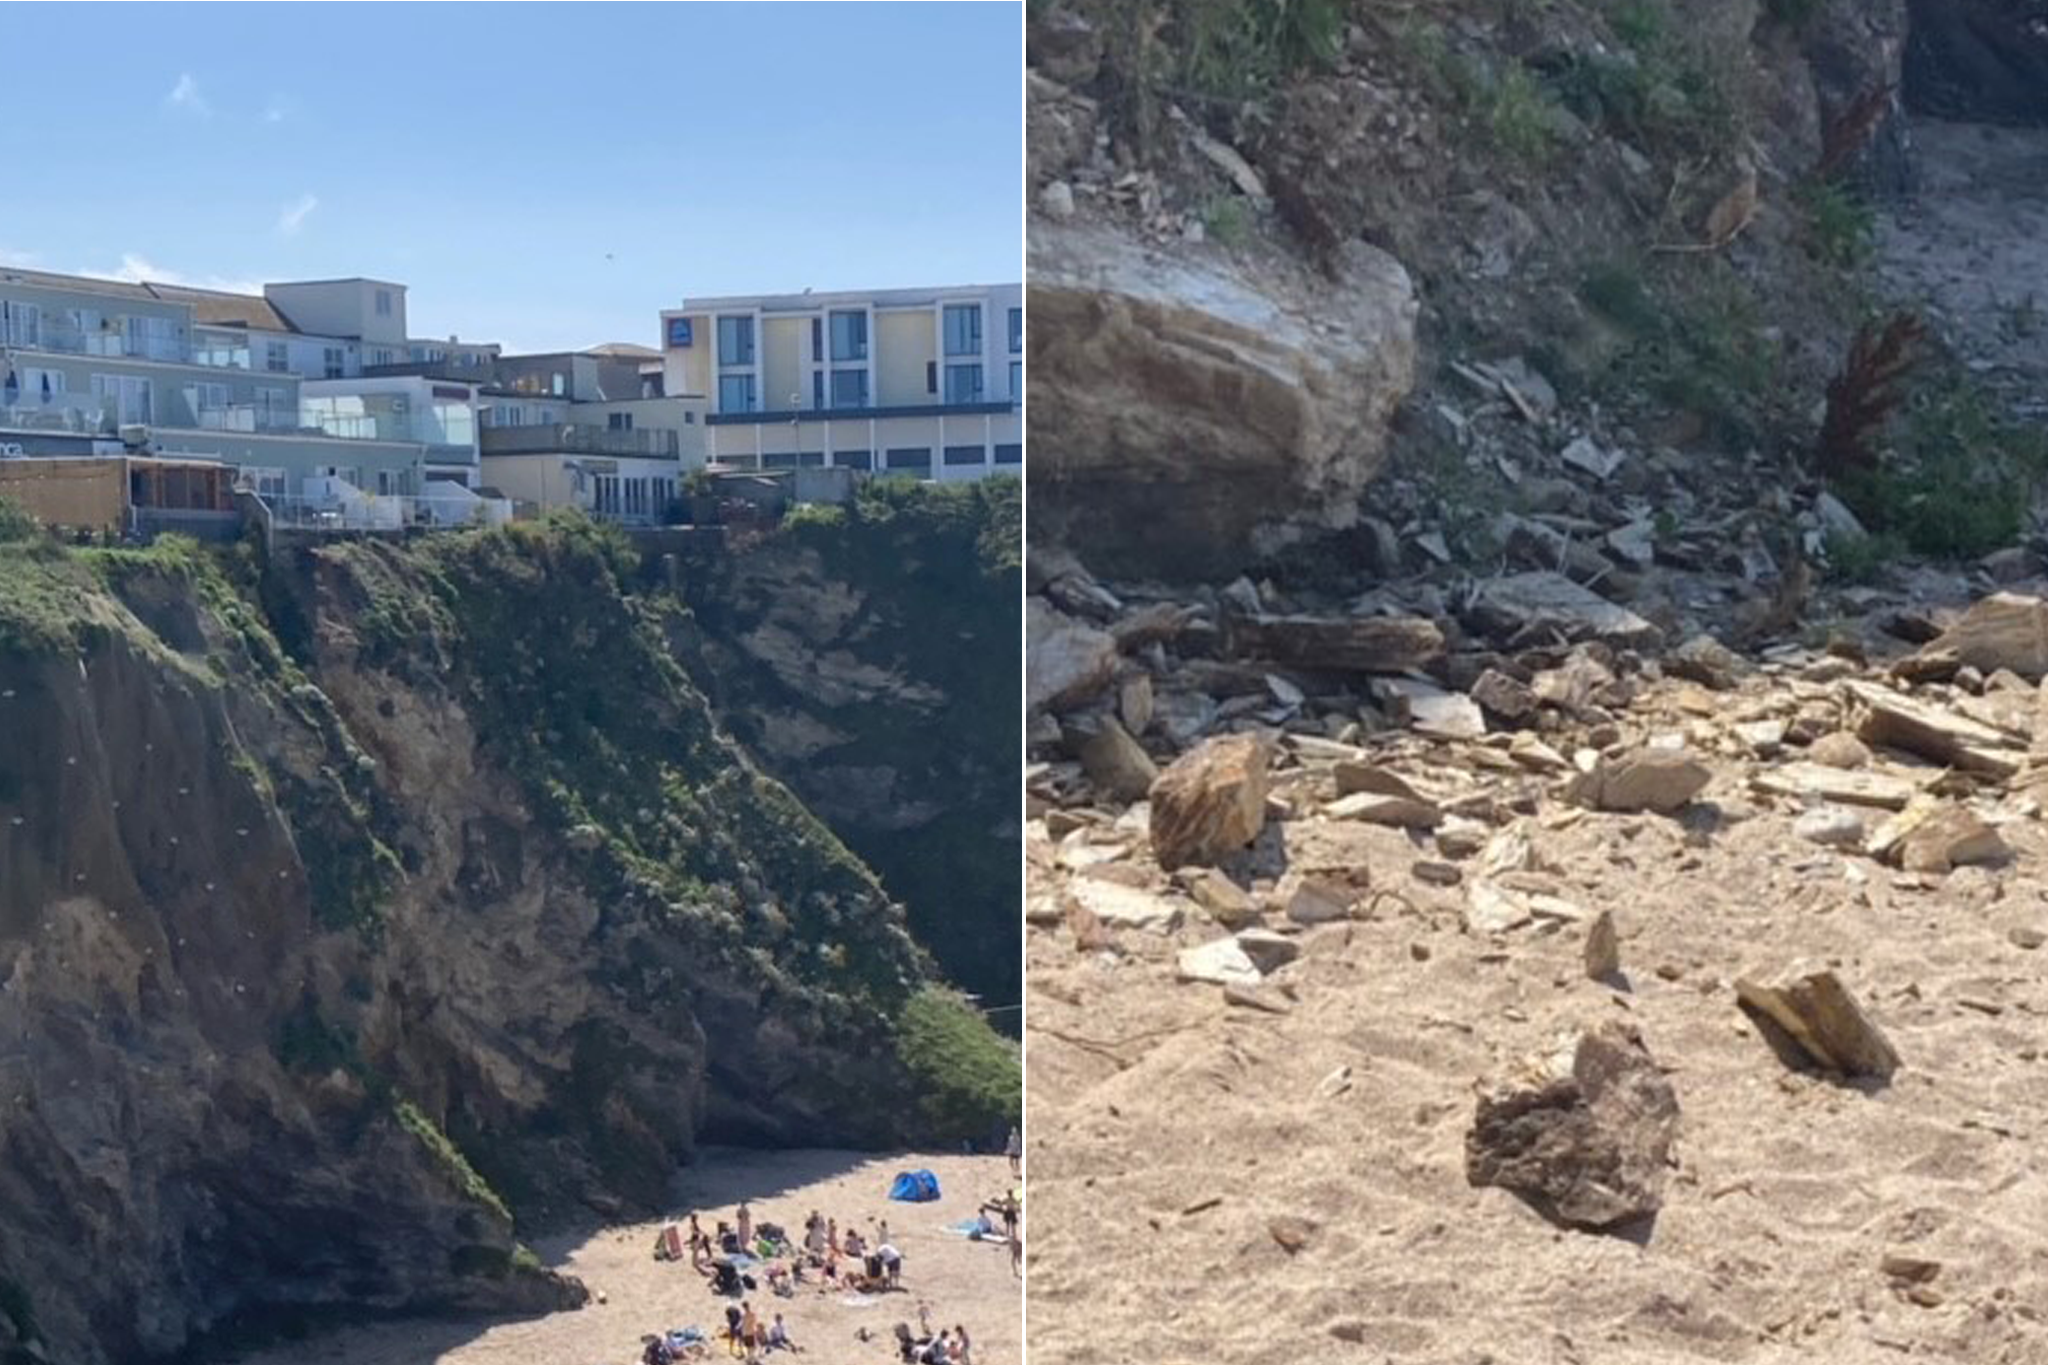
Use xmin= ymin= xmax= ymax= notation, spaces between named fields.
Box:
xmin=479 ymin=424 xmax=682 ymax=458
xmin=0 ymin=396 xmax=117 ymax=434
xmin=196 ymin=405 xmax=298 ymax=434
xmin=17 ymin=321 xmax=189 ymax=363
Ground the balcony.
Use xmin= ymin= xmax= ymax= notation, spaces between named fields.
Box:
xmin=21 ymin=321 xmax=187 ymax=364
xmin=196 ymin=405 xmax=298 ymax=434
xmin=480 ymin=423 xmax=681 ymax=458
xmin=0 ymin=396 xmax=116 ymax=435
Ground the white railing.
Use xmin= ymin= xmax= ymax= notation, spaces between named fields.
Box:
xmin=257 ymin=489 xmax=512 ymax=533
xmin=0 ymin=398 xmax=117 ymax=434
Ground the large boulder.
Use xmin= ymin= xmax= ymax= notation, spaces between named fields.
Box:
xmin=1148 ymin=733 xmax=1271 ymax=870
xmin=1027 ymin=220 xmax=1418 ymax=579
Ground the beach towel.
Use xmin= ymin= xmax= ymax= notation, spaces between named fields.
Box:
xmin=841 ymin=1294 xmax=881 ymax=1308
xmin=887 ymin=1169 xmax=941 ymax=1202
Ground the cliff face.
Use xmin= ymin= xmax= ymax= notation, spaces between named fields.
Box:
xmin=0 ymin=521 xmax=1013 ymax=1365
xmin=671 ymin=480 xmax=1023 ymax=1021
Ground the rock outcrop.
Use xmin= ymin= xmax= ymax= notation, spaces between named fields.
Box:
xmin=0 ymin=525 xmax=1011 ymax=1365
xmin=1027 ymin=219 xmax=1418 ymax=578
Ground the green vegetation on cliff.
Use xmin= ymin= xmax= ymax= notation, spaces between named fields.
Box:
xmin=686 ymin=478 xmax=1024 ymax=1024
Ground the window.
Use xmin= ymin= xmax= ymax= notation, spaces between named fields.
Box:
xmin=831 ymin=369 xmax=869 ymax=408
xmin=186 ymin=381 xmax=230 ymax=419
xmin=716 ymin=315 xmax=755 ymax=366
xmin=375 ymin=289 xmax=392 ymax=317
xmin=830 ymin=310 xmax=868 ymax=362
xmin=884 ymin=446 xmax=932 ymax=473
xmin=17 ymin=368 xmax=64 ymax=404
xmin=91 ymin=374 xmax=152 ymax=424
xmin=323 ymin=347 xmax=345 ymax=379
xmin=810 ymin=317 xmax=823 ymax=362
xmin=607 ymin=411 xmax=633 ymax=430
xmin=994 ymin=443 xmax=1022 ymax=465
xmin=763 ymin=452 xmax=800 ymax=470
xmin=719 ymin=374 xmax=757 ymax=412
xmin=593 ymin=474 xmax=619 ymax=517
xmin=370 ymin=347 xmax=396 ymax=366
xmin=812 ymin=371 xmax=824 ymax=410
xmin=257 ymin=387 xmax=292 ymax=429
xmin=1008 ymin=306 xmax=1023 ymax=354
xmin=1010 ymin=361 xmax=1022 ymax=397
xmin=0 ymin=300 xmax=41 ymax=347
xmin=944 ymin=364 xmax=984 ymax=404
xmin=243 ymin=466 xmax=287 ymax=499
xmin=124 ymin=315 xmax=180 ymax=361
xmin=266 ymin=341 xmax=290 ymax=373
xmin=926 ymin=361 xmax=937 ymax=395
xmin=943 ymin=303 xmax=982 ymax=357
xmin=943 ymin=444 xmax=986 ymax=467
xmin=833 ymin=449 xmax=873 ymax=470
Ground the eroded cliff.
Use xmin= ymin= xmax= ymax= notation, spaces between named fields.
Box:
xmin=0 ymin=518 xmax=1015 ymax=1365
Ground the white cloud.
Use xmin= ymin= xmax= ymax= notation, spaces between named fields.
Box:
xmin=78 ymin=254 xmax=263 ymax=297
xmin=0 ymin=247 xmax=39 ymax=268
xmin=262 ymin=96 xmax=288 ymax=124
xmin=166 ymin=73 xmax=209 ymax=117
xmin=276 ymin=194 xmax=319 ymax=237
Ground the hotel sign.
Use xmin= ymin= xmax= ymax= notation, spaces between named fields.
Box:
xmin=667 ymin=318 xmax=693 ymax=348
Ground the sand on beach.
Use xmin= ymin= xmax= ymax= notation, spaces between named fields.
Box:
xmin=227 ymin=1149 xmax=1021 ymax=1365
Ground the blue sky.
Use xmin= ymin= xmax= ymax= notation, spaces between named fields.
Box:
xmin=0 ymin=2 xmax=1022 ymax=352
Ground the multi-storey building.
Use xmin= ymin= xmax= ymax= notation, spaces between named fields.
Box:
xmin=658 ymin=283 xmax=1021 ymax=482
xmin=0 ymin=268 xmax=445 ymax=501
xmin=367 ymin=342 xmax=708 ymax=525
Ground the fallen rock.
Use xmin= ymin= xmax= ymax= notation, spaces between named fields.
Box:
xmin=1149 ymin=733 xmax=1270 ymax=870
xmin=2008 ymin=925 xmax=2044 ymax=950
xmin=1880 ymin=1253 xmax=1942 ymax=1285
xmin=1064 ymin=878 xmax=1187 ymax=933
xmin=1410 ymin=692 xmax=1488 ymax=740
xmin=1470 ymin=669 xmax=1538 ymax=723
xmin=1223 ymin=612 xmax=1445 ymax=673
xmin=1807 ymin=731 xmax=1872 ymax=769
xmin=1735 ymin=970 xmax=1900 ymax=1079
xmin=1028 ymin=597 xmax=1118 ymax=713
xmin=1118 ymin=673 xmax=1155 ymax=737
xmin=1285 ymin=879 xmax=1356 ymax=925
xmin=1877 ymin=802 xmax=2011 ymax=873
xmin=1466 ymin=572 xmax=1663 ymax=650
xmin=1584 ymin=909 xmax=1620 ymax=979
xmin=1567 ymin=748 xmax=1712 ymax=813
xmin=1751 ymin=761 xmax=1921 ymax=810
xmin=1177 ymin=936 xmax=1263 ymax=987
xmin=1072 ymin=716 xmax=1158 ymax=802
xmin=1327 ymin=790 xmax=1442 ymax=829
xmin=1235 ymin=927 xmax=1302 ymax=975
xmin=1920 ymin=592 xmax=2048 ymax=679
xmin=1559 ymin=434 xmax=1623 ymax=480
xmin=1028 ymin=218 xmax=1418 ymax=577
xmin=1845 ymin=680 xmax=2025 ymax=778
xmin=1794 ymin=805 xmax=1865 ymax=849
xmin=1665 ymin=634 xmax=1746 ymax=690
xmin=1464 ymin=1021 xmax=1680 ymax=1230
xmin=1181 ymin=867 xmax=1259 ymax=927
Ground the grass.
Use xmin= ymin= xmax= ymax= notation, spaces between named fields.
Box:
xmin=1173 ymin=0 xmax=1344 ymax=99
xmin=1579 ymin=256 xmax=1781 ymax=448
xmin=1821 ymin=528 xmax=1907 ymax=584
xmin=894 ymin=986 xmax=1021 ymax=1144
xmin=1832 ymin=373 xmax=2048 ymax=558
xmin=1531 ymin=0 xmax=1744 ymax=162
xmin=1799 ymin=180 xmax=1876 ymax=269
xmin=394 ymin=1098 xmax=514 ymax=1224
xmin=1203 ymin=193 xmax=1253 ymax=247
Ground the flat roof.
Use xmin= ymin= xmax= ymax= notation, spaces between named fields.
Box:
xmin=263 ymin=277 xmax=408 ymax=291
xmin=674 ymin=283 xmax=1019 ymax=313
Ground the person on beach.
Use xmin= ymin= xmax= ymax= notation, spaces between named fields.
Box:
xmin=876 ymin=1240 xmax=903 ymax=1289
xmin=1005 ymin=1125 xmax=1021 ymax=1176
xmin=737 ymin=1203 xmax=753 ymax=1249
xmin=740 ymin=1300 xmax=761 ymax=1354
xmin=723 ymin=1303 xmax=745 ymax=1358
xmin=952 ymin=1325 xmax=972 ymax=1365
xmin=765 ymin=1312 xmax=798 ymax=1353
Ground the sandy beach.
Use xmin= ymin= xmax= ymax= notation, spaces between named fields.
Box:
xmin=228 ymin=1149 xmax=1021 ymax=1365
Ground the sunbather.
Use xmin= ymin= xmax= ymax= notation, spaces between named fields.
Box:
xmin=765 ymin=1312 xmax=798 ymax=1354
xmin=736 ymin=1203 xmax=753 ymax=1249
